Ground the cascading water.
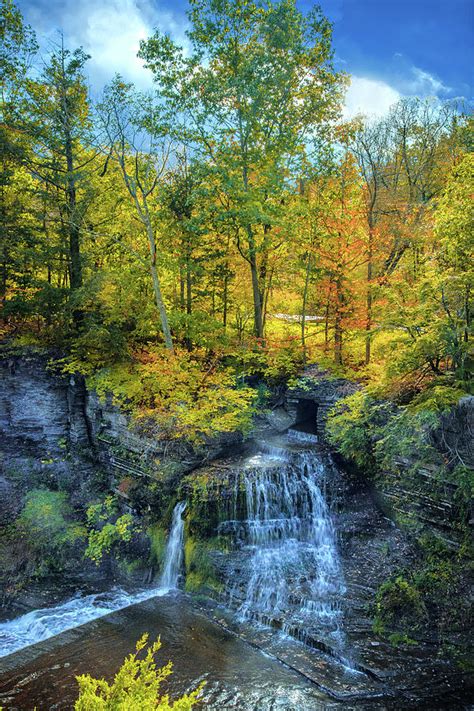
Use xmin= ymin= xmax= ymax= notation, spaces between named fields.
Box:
xmin=160 ymin=501 xmax=186 ymax=591
xmin=227 ymin=444 xmax=346 ymax=652
xmin=0 ymin=501 xmax=187 ymax=659
xmin=287 ymin=427 xmax=318 ymax=445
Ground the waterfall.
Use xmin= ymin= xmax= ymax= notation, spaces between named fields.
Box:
xmin=0 ymin=502 xmax=187 ymax=659
xmin=160 ymin=501 xmax=186 ymax=591
xmin=229 ymin=447 xmax=346 ymax=649
xmin=287 ymin=428 xmax=318 ymax=445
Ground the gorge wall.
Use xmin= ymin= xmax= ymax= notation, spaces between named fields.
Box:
xmin=0 ymin=350 xmax=472 ymax=703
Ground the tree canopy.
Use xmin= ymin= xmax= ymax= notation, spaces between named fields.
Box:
xmin=1 ymin=0 xmax=472 ymax=433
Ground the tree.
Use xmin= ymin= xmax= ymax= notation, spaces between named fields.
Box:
xmin=97 ymin=78 xmax=175 ymax=351
xmin=313 ymin=151 xmax=367 ymax=364
xmin=351 ymin=120 xmax=390 ymax=364
xmin=375 ymin=151 xmax=472 ymax=387
xmin=17 ymin=40 xmax=96 ymax=327
xmin=139 ymin=0 xmax=345 ymax=339
xmin=350 ymin=99 xmax=462 ymax=365
xmin=433 ymin=152 xmax=473 ymax=379
xmin=0 ymin=0 xmax=38 ymax=318
xmin=380 ymin=98 xmax=458 ymax=278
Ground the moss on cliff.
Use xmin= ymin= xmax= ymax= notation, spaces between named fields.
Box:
xmin=373 ymin=532 xmax=473 ymax=665
xmin=147 ymin=524 xmax=167 ymax=569
xmin=184 ymin=535 xmax=224 ymax=595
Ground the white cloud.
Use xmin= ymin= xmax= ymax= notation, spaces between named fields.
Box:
xmin=389 ymin=53 xmax=451 ymax=97
xmin=23 ymin=0 xmax=189 ymax=90
xmin=406 ymin=66 xmax=451 ymax=96
xmin=343 ymin=76 xmax=401 ymax=120
xmin=341 ymin=62 xmax=451 ymax=123
xmin=77 ymin=0 xmax=153 ymax=87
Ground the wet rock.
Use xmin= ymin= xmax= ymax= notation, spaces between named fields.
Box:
xmin=0 ymin=475 xmax=21 ymax=525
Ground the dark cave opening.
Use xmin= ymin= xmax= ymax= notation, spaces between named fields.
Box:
xmin=294 ymin=399 xmax=318 ymax=434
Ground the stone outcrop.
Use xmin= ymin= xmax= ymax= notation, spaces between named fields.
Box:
xmin=85 ymin=389 xmax=242 ymax=487
xmin=0 ymin=349 xmax=243 ymax=512
xmin=0 ymin=351 xmax=96 ymax=494
xmin=375 ymin=398 xmax=474 ymax=543
xmin=286 ymin=366 xmax=359 ymax=436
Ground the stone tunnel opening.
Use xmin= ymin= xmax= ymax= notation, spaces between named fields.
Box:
xmin=294 ymin=399 xmax=318 ymax=435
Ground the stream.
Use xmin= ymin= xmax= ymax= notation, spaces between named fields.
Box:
xmin=0 ymin=593 xmax=344 ymax=710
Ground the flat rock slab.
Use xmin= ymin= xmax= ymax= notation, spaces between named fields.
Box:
xmin=0 ymin=592 xmax=339 ymax=711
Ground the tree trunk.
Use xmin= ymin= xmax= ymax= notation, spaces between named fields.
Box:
xmin=324 ymin=291 xmax=330 ymax=352
xmin=301 ymin=254 xmax=312 ymax=362
xmin=63 ymin=99 xmax=82 ymax=293
xmin=146 ymin=222 xmax=173 ymax=352
xmin=64 ymin=127 xmax=83 ymax=329
xmin=248 ymin=227 xmax=264 ymax=339
xmin=464 ymin=284 xmax=470 ymax=344
xmin=334 ymin=278 xmax=343 ymax=365
xmin=365 ymin=225 xmax=374 ymax=365
xmin=179 ymin=265 xmax=185 ymax=311
xmin=186 ymin=260 xmax=192 ymax=316
xmin=241 ymin=156 xmax=264 ymax=339
xmin=223 ymin=272 xmax=228 ymax=330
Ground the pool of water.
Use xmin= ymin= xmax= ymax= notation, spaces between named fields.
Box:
xmin=0 ymin=592 xmax=344 ymax=711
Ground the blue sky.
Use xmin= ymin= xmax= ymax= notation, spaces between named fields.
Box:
xmin=17 ymin=0 xmax=473 ymax=116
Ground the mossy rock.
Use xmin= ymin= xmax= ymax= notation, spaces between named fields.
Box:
xmin=147 ymin=524 xmax=167 ymax=569
xmin=180 ymin=466 xmax=246 ymax=538
xmin=117 ymin=557 xmax=143 ymax=578
xmin=184 ymin=535 xmax=224 ymax=595
xmin=374 ymin=575 xmax=428 ymax=636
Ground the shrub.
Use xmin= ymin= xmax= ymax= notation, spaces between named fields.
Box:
xmin=408 ymin=385 xmax=466 ymax=414
xmin=374 ymin=575 xmax=427 ymax=636
xmin=88 ymin=348 xmax=256 ymax=443
xmin=232 ymin=339 xmax=305 ymax=386
xmin=53 ymin=322 xmax=129 ymax=376
xmin=374 ymin=407 xmax=440 ymax=472
xmin=326 ymin=391 xmax=389 ymax=475
xmin=326 ymin=388 xmax=454 ymax=477
xmin=75 ymin=634 xmax=203 ymax=710
xmin=452 ymin=465 xmax=474 ymax=520
xmin=85 ymin=497 xmax=136 ymax=565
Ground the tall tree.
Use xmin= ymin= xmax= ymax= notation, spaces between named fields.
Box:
xmin=351 ymin=99 xmax=460 ymax=364
xmin=139 ymin=0 xmax=345 ymax=339
xmin=381 ymin=98 xmax=458 ymax=277
xmin=97 ymin=78 xmax=175 ymax=352
xmin=314 ymin=152 xmax=367 ymax=364
xmin=0 ymin=0 xmax=38 ymax=317
xmin=351 ymin=120 xmax=390 ymax=364
xmin=20 ymin=40 xmax=95 ymax=325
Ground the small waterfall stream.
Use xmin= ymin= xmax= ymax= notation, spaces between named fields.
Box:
xmin=0 ymin=501 xmax=187 ymax=659
xmin=160 ymin=501 xmax=186 ymax=590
